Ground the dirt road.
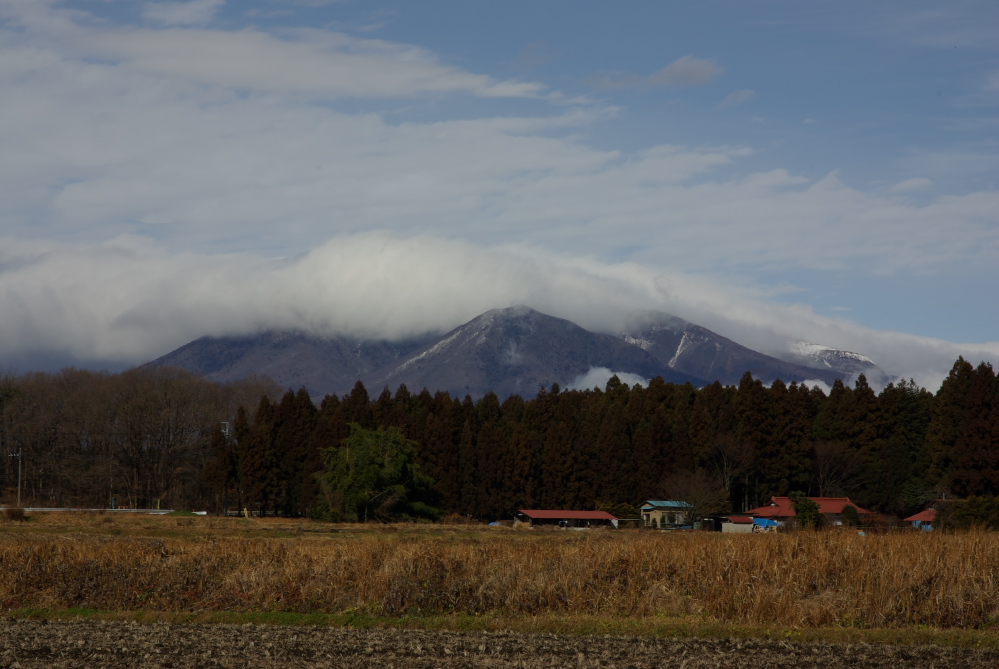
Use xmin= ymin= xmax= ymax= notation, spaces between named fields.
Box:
xmin=0 ymin=620 xmax=996 ymax=668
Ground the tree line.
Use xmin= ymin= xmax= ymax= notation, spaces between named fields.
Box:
xmin=0 ymin=367 xmax=277 ymax=510
xmin=2 ymin=357 xmax=997 ymax=519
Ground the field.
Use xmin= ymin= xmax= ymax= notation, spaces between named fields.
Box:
xmin=3 ymin=620 xmax=998 ymax=668
xmin=2 ymin=513 xmax=999 ymax=667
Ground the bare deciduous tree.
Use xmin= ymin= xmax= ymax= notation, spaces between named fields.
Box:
xmin=811 ymin=440 xmax=864 ymax=497
xmin=659 ymin=468 xmax=730 ymax=525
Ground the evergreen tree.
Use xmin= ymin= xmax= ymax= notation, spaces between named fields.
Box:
xmin=239 ymin=396 xmax=277 ymax=516
xmin=457 ymin=395 xmax=479 ymax=515
xmin=948 ymin=362 xmax=998 ymax=496
xmin=343 ymin=381 xmax=373 ymax=428
xmin=867 ymin=379 xmax=933 ymax=513
xmin=736 ymin=372 xmax=771 ymax=507
xmin=789 ymin=491 xmax=822 ymax=529
xmin=271 ymin=387 xmax=317 ymax=516
xmin=202 ymin=423 xmax=231 ymax=515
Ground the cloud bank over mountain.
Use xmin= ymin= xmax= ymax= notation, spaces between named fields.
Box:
xmin=1 ymin=233 xmax=994 ymax=392
xmin=0 ymin=1 xmax=996 ymax=393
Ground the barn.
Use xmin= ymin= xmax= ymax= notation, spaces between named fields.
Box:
xmin=515 ymin=510 xmax=618 ymax=528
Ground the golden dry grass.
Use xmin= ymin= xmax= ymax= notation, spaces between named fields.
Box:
xmin=1 ymin=514 xmax=997 ymax=630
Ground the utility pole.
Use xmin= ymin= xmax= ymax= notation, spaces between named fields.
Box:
xmin=8 ymin=451 xmax=22 ymax=508
xmin=220 ymin=422 xmax=231 ymax=517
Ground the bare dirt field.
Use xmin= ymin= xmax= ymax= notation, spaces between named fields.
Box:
xmin=1 ymin=620 xmax=997 ymax=669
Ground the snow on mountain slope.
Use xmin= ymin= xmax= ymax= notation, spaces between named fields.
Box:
xmin=783 ymin=340 xmax=892 ymax=386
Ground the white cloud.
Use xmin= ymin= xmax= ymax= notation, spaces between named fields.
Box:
xmin=891 ymin=177 xmax=933 ymax=192
xmin=0 ymin=1 xmax=996 ymax=392
xmin=0 ymin=233 xmax=995 ymax=394
xmin=0 ymin=3 xmax=543 ymax=100
xmin=719 ymin=89 xmax=755 ymax=108
xmin=865 ymin=4 xmax=999 ymax=50
xmin=144 ymin=0 xmax=225 ymax=26
xmin=91 ymin=28 xmax=544 ymax=99
xmin=589 ymin=55 xmax=722 ymax=89
xmin=650 ymin=56 xmax=722 ymax=86
xmin=1 ymin=27 xmax=996 ymax=278
xmin=567 ymin=368 xmax=650 ymax=392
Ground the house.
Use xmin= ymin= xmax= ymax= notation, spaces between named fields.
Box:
xmin=515 ymin=510 xmax=618 ymax=528
xmin=904 ymin=508 xmax=935 ymax=531
xmin=640 ymin=500 xmax=692 ymax=528
xmin=746 ymin=496 xmax=871 ymax=526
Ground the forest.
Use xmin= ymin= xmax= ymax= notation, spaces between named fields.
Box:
xmin=1 ymin=357 xmax=997 ymax=521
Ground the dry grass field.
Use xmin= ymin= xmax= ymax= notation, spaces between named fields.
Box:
xmin=2 ymin=512 xmax=998 ymax=636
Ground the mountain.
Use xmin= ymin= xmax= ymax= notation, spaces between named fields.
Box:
xmin=619 ymin=311 xmax=845 ymax=386
xmin=143 ymin=331 xmax=432 ymax=398
xmin=784 ymin=340 xmax=892 ymax=387
xmin=368 ymin=306 xmax=704 ymax=398
xmin=144 ymin=306 xmax=886 ymax=399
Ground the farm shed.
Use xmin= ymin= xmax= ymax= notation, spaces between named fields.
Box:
xmin=721 ymin=515 xmax=755 ymax=533
xmin=640 ymin=500 xmax=692 ymax=528
xmin=516 ymin=510 xmax=618 ymax=528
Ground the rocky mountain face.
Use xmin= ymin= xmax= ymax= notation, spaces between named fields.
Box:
xmin=368 ymin=306 xmax=703 ymax=399
xmin=145 ymin=306 xmax=885 ymax=399
xmin=141 ymin=331 xmax=433 ymax=397
xmin=619 ymin=311 xmax=848 ymax=387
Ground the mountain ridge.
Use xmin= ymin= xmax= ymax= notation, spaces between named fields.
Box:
xmin=144 ymin=306 xmax=887 ymax=398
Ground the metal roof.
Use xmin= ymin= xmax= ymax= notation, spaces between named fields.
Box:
xmin=518 ymin=510 xmax=618 ymax=520
xmin=904 ymin=508 xmax=936 ymax=523
xmin=641 ymin=500 xmax=692 ymax=509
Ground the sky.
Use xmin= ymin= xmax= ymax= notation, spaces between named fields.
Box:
xmin=0 ymin=0 xmax=997 ymax=391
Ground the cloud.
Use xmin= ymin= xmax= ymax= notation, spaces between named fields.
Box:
xmin=891 ymin=177 xmax=933 ymax=192
xmin=281 ymin=0 xmax=345 ymax=6
xmin=144 ymin=0 xmax=225 ymax=26
xmin=650 ymin=56 xmax=722 ymax=86
xmin=2 ymin=3 xmax=544 ymax=100
xmin=0 ymin=233 xmax=995 ymax=394
xmin=1 ymin=29 xmax=996 ymax=278
xmin=0 ymin=1 xmax=996 ymax=394
xmin=864 ymin=3 xmax=999 ymax=50
xmin=589 ymin=55 xmax=722 ymax=89
xmin=719 ymin=89 xmax=755 ymax=108
xmin=514 ymin=41 xmax=550 ymax=70
xmin=89 ymin=28 xmax=544 ymax=99
xmin=567 ymin=368 xmax=650 ymax=392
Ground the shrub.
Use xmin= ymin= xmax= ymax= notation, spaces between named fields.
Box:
xmin=841 ymin=504 xmax=860 ymax=527
xmin=937 ymin=496 xmax=999 ymax=530
xmin=4 ymin=507 xmax=25 ymax=522
xmin=789 ymin=492 xmax=823 ymax=529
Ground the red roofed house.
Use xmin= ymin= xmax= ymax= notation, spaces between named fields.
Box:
xmin=746 ymin=496 xmax=871 ymax=526
xmin=516 ymin=509 xmax=618 ymax=528
xmin=904 ymin=508 xmax=936 ymax=530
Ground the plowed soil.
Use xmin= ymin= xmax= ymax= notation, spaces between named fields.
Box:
xmin=0 ymin=620 xmax=996 ymax=669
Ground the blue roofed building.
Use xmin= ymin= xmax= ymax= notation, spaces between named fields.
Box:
xmin=640 ymin=500 xmax=692 ymax=528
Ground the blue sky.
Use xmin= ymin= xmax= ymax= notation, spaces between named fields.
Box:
xmin=0 ymin=0 xmax=996 ymax=387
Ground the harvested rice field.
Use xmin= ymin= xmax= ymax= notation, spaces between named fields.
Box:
xmin=1 ymin=620 xmax=998 ymax=669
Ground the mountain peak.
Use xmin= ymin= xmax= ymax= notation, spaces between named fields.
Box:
xmin=144 ymin=306 xmax=886 ymax=400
